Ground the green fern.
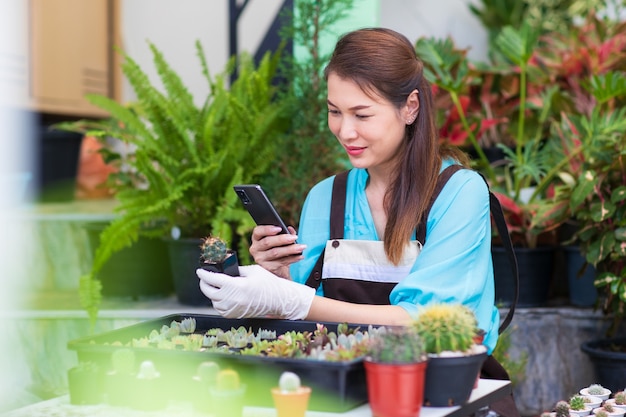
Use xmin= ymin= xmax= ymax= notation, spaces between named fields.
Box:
xmin=58 ymin=40 xmax=289 ymax=329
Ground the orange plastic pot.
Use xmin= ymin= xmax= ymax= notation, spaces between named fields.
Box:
xmin=364 ymin=360 xmax=427 ymax=417
xmin=271 ymin=386 xmax=312 ymax=417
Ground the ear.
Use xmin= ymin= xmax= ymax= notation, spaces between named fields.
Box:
xmin=402 ymin=89 xmax=420 ymax=124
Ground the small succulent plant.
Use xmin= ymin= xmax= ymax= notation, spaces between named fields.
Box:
xmin=569 ymin=395 xmax=586 ymax=411
xmin=200 ymin=236 xmax=228 ymax=264
xmin=367 ymin=326 xmax=425 ymax=363
xmin=614 ymin=391 xmax=626 ymax=405
xmin=555 ymin=400 xmax=570 ymax=417
xmin=412 ymin=303 xmax=478 ymax=354
xmin=179 ymin=317 xmax=196 ymax=333
xmin=603 ymin=403 xmax=615 ymax=413
xmin=195 ymin=361 xmax=220 ymax=385
xmin=278 ymin=371 xmax=302 ymax=393
xmin=596 ymin=410 xmax=609 ymax=417
xmin=137 ymin=360 xmax=160 ymax=380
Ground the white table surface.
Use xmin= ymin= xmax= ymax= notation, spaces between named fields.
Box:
xmin=1 ymin=379 xmax=511 ymax=417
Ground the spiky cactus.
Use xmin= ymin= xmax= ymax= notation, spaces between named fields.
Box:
xmin=278 ymin=371 xmax=302 ymax=393
xmin=615 ymin=391 xmax=626 ymax=405
xmin=555 ymin=400 xmax=570 ymax=417
xmin=596 ymin=411 xmax=609 ymax=417
xmin=412 ymin=303 xmax=478 ymax=354
xmin=587 ymin=384 xmax=608 ymax=396
xmin=200 ymin=236 xmax=228 ymax=264
xmin=367 ymin=326 xmax=425 ymax=363
xmin=603 ymin=403 xmax=615 ymax=413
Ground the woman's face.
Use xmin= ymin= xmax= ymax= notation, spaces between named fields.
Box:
xmin=327 ymin=72 xmax=415 ymax=174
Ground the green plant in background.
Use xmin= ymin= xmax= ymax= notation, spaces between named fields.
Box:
xmin=366 ymin=326 xmax=426 ymax=364
xmin=262 ymin=0 xmax=352 ymax=227
xmin=491 ymin=326 xmax=528 ymax=388
xmin=412 ymin=303 xmax=479 ymax=354
xmin=58 ymin=40 xmax=290 ymax=328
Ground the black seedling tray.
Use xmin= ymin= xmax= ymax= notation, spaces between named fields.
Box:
xmin=67 ymin=314 xmax=368 ymax=412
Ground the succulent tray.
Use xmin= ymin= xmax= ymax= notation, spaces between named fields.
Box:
xmin=67 ymin=314 xmax=374 ymax=412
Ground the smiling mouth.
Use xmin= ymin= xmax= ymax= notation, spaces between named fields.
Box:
xmin=346 ymin=146 xmax=366 ymax=156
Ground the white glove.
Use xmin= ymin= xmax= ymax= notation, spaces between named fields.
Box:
xmin=196 ymin=265 xmax=315 ymax=320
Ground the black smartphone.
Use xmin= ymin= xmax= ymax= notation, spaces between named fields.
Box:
xmin=233 ymin=184 xmax=291 ymax=235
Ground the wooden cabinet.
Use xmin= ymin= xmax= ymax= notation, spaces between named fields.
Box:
xmin=31 ymin=0 xmax=115 ymax=117
xmin=0 ymin=0 xmax=117 ymax=118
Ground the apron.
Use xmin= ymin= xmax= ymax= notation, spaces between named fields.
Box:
xmin=320 ymin=239 xmax=421 ymax=304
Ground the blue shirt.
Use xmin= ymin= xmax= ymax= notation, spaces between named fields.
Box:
xmin=290 ymin=159 xmax=500 ymax=353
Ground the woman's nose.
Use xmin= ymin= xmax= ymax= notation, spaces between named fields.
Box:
xmin=336 ymin=117 xmax=357 ymax=141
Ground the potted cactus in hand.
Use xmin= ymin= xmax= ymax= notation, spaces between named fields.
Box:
xmin=199 ymin=236 xmax=240 ymax=276
xmin=412 ymin=303 xmax=488 ymax=407
xmin=271 ymin=371 xmax=312 ymax=417
xmin=364 ymin=326 xmax=428 ymax=417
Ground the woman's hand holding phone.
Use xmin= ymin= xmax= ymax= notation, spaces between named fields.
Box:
xmin=249 ymin=225 xmax=306 ymax=279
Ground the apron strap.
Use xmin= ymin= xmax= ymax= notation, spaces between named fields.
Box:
xmin=304 ymin=170 xmax=349 ymax=289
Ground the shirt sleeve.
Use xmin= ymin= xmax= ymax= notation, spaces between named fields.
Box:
xmin=390 ymin=168 xmax=500 ymax=353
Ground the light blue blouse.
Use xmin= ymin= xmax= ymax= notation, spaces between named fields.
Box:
xmin=290 ymin=159 xmax=500 ymax=353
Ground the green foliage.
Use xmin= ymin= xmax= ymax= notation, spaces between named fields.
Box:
xmin=412 ymin=303 xmax=478 ymax=354
xmin=491 ymin=326 xmax=528 ymax=387
xmin=261 ymin=0 xmax=352 ymax=227
xmin=367 ymin=326 xmax=425 ymax=364
xmin=57 ymin=40 xmax=290 ymax=329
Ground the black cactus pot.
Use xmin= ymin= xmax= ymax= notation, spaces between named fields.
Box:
xmin=200 ymin=250 xmax=240 ymax=277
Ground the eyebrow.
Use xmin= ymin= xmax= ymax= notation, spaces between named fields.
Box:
xmin=326 ymin=99 xmax=372 ymax=111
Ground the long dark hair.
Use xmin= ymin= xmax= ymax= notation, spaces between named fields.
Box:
xmin=324 ymin=28 xmax=468 ymax=264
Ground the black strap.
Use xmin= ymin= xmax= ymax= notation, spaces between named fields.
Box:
xmin=303 ymin=167 xmax=518 ymax=334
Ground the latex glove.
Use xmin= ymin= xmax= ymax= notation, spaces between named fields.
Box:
xmin=197 ymin=265 xmax=315 ymax=320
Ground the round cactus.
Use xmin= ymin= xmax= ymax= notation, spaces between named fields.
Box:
xmin=615 ymin=391 xmax=626 ymax=405
xmin=137 ymin=360 xmax=159 ymax=380
xmin=412 ymin=303 xmax=478 ymax=354
xmin=596 ymin=411 xmax=609 ymax=417
xmin=603 ymin=403 xmax=615 ymax=413
xmin=554 ymin=400 xmax=570 ymax=417
xmin=587 ymin=384 xmax=607 ymax=396
xmin=216 ymin=369 xmax=240 ymax=391
xmin=196 ymin=361 xmax=220 ymax=384
xmin=200 ymin=236 xmax=228 ymax=263
xmin=278 ymin=371 xmax=301 ymax=393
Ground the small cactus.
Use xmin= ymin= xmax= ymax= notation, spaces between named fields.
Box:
xmin=200 ymin=236 xmax=228 ymax=264
xmin=603 ymin=403 xmax=615 ymax=413
xmin=614 ymin=391 xmax=626 ymax=405
xmin=278 ymin=371 xmax=301 ymax=393
xmin=596 ymin=411 xmax=609 ymax=417
xmin=412 ymin=303 xmax=478 ymax=354
xmin=111 ymin=348 xmax=135 ymax=375
xmin=137 ymin=360 xmax=160 ymax=380
xmin=569 ymin=395 xmax=586 ymax=411
xmin=587 ymin=384 xmax=607 ymax=396
xmin=367 ymin=326 xmax=425 ymax=363
xmin=196 ymin=361 xmax=220 ymax=384
xmin=216 ymin=369 xmax=240 ymax=391
xmin=554 ymin=400 xmax=570 ymax=417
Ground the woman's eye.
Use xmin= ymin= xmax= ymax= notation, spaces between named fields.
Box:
xmin=356 ymin=114 xmax=371 ymax=120
xmin=328 ymin=109 xmax=339 ymax=115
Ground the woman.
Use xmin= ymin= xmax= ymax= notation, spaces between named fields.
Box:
xmin=198 ymin=27 xmax=498 ymax=349
xmin=198 ymin=28 xmax=519 ymax=416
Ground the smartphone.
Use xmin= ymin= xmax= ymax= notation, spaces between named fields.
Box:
xmin=233 ymin=184 xmax=291 ymax=235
